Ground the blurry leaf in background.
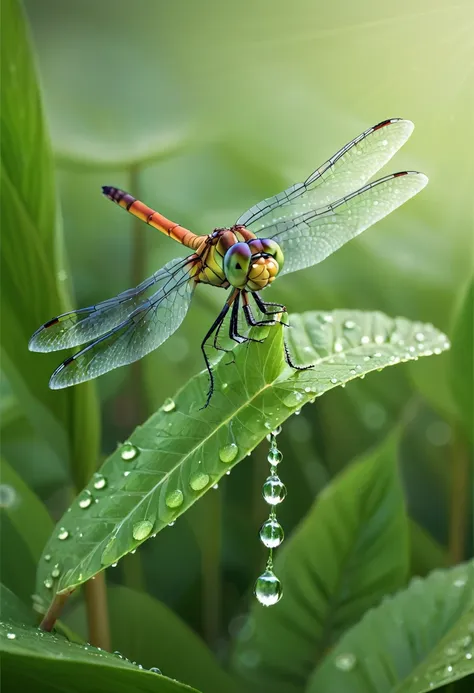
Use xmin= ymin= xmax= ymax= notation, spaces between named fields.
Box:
xmin=0 ymin=457 xmax=53 ymax=603
xmin=35 ymin=310 xmax=448 ymax=605
xmin=307 ymin=560 xmax=474 ymax=693
xmin=449 ymin=277 xmax=474 ymax=445
xmin=0 ymin=583 xmax=34 ymax=625
xmin=409 ymin=519 xmax=449 ymax=579
xmin=231 ymin=430 xmax=409 ymax=693
xmin=66 ymin=585 xmax=240 ymax=693
xmin=0 ymin=0 xmax=99 ymax=490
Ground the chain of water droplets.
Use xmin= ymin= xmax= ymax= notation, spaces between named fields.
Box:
xmin=254 ymin=426 xmax=287 ymax=606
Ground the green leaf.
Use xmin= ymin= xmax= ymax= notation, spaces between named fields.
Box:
xmin=35 ymin=309 xmax=449 ymax=604
xmin=231 ymin=430 xmax=409 ymax=693
xmin=409 ymin=519 xmax=449 ymax=578
xmin=0 ymin=457 xmax=53 ymax=602
xmin=66 ymin=585 xmax=240 ymax=693
xmin=0 ymin=584 xmax=34 ymax=625
xmin=0 ymin=0 xmax=99 ymax=488
xmin=307 ymin=560 xmax=474 ymax=693
xmin=449 ymin=278 xmax=473 ymax=444
xmin=0 ymin=619 xmax=199 ymax=693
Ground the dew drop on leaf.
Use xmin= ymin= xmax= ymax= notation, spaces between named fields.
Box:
xmin=219 ymin=443 xmax=238 ymax=464
xmin=6 ymin=633 xmax=16 ymax=640
xmin=132 ymin=520 xmax=154 ymax=541
xmin=330 ymin=378 xmax=338 ymax=384
xmin=44 ymin=554 xmax=51 ymax=562
xmin=283 ymin=391 xmax=304 ymax=408
xmin=262 ymin=475 xmax=287 ymax=505
xmin=190 ymin=472 xmax=210 ymax=491
xmin=254 ymin=569 xmax=282 ymax=606
xmin=121 ymin=442 xmax=139 ymax=461
xmin=58 ymin=528 xmax=69 ymax=540
xmin=79 ymin=491 xmax=92 ymax=509
xmin=165 ymin=489 xmax=184 ymax=508
xmin=93 ymin=474 xmax=107 ymax=490
xmin=335 ymin=652 xmax=357 ymax=671
xmin=344 ymin=320 xmax=356 ymax=329
xmin=149 ymin=667 xmax=162 ymax=675
xmin=44 ymin=578 xmax=53 ymax=589
xmin=259 ymin=519 xmax=284 ymax=548
xmin=51 ymin=564 xmax=60 ymax=578
xmin=161 ymin=397 xmax=176 ymax=413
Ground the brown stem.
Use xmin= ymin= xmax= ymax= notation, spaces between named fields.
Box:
xmin=448 ymin=425 xmax=471 ymax=564
xmin=83 ymin=574 xmax=111 ymax=650
xmin=39 ymin=591 xmax=71 ymax=632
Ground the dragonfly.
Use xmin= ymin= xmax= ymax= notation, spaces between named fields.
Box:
xmin=29 ymin=118 xmax=427 ymax=407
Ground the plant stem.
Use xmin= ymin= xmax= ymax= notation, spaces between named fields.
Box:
xmin=39 ymin=591 xmax=70 ymax=631
xmin=448 ymin=425 xmax=471 ymax=564
xmin=83 ymin=574 xmax=111 ymax=650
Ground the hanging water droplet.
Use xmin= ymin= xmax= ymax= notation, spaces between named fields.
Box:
xmin=58 ymin=528 xmax=69 ymax=540
xmin=190 ymin=472 xmax=210 ymax=491
xmin=111 ymin=562 xmax=118 ymax=568
xmin=213 ymin=483 xmax=219 ymax=490
xmin=259 ymin=519 xmax=284 ymax=548
xmin=161 ymin=397 xmax=176 ymax=413
xmin=267 ymin=448 xmax=283 ymax=465
xmin=272 ymin=426 xmax=282 ymax=436
xmin=121 ymin=442 xmax=139 ymax=461
xmin=254 ymin=570 xmax=282 ymax=606
xmin=149 ymin=667 xmax=162 ymax=675
xmin=6 ymin=633 xmax=16 ymax=640
xmin=165 ymin=489 xmax=184 ymax=508
xmin=132 ymin=520 xmax=154 ymax=541
xmin=51 ymin=564 xmax=60 ymax=578
xmin=79 ymin=491 xmax=92 ymax=509
xmin=335 ymin=652 xmax=357 ymax=672
xmin=93 ymin=474 xmax=107 ymax=490
xmin=344 ymin=320 xmax=356 ymax=329
xmin=219 ymin=443 xmax=238 ymax=464
xmin=283 ymin=391 xmax=304 ymax=409
xmin=262 ymin=475 xmax=287 ymax=505
xmin=44 ymin=577 xmax=53 ymax=589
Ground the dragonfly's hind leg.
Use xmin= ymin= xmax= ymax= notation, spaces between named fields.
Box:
xmin=200 ymin=297 xmax=233 ymax=408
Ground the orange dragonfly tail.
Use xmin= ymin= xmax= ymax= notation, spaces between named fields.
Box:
xmin=102 ymin=186 xmax=201 ymax=250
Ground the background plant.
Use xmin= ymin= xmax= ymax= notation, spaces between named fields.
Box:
xmin=1 ymin=1 xmax=472 ymax=692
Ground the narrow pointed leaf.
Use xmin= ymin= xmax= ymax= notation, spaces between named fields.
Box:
xmin=307 ymin=560 xmax=474 ymax=693
xmin=231 ymin=430 xmax=409 ymax=693
xmin=36 ymin=310 xmax=449 ymax=605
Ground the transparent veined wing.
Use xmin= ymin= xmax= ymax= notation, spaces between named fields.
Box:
xmin=236 ymin=119 xmax=415 ymax=230
xmin=42 ymin=256 xmax=198 ymax=389
xmin=29 ymin=256 xmax=196 ymax=353
xmin=263 ymin=172 xmax=428 ymax=277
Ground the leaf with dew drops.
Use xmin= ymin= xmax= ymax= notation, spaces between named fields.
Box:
xmin=36 ymin=310 xmax=449 ymax=604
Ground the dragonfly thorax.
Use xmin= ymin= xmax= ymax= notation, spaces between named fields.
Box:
xmin=224 ymin=238 xmax=284 ymax=291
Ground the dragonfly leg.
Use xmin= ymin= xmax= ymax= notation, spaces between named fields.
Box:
xmin=253 ymin=292 xmax=287 ymax=317
xmin=243 ymin=292 xmax=281 ymax=328
xmin=283 ymin=341 xmax=314 ymax=371
xmin=231 ymin=292 xmax=265 ymax=345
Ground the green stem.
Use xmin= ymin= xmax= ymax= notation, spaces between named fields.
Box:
xmin=39 ymin=591 xmax=71 ymax=632
xmin=83 ymin=574 xmax=111 ymax=650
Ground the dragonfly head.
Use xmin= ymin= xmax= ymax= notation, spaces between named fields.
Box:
xmin=224 ymin=238 xmax=284 ymax=290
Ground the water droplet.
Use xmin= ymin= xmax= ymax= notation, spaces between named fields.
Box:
xmin=272 ymin=426 xmax=282 ymax=436
xmin=283 ymin=391 xmax=304 ymax=408
xmin=415 ymin=332 xmax=425 ymax=342
xmin=51 ymin=564 xmax=60 ymax=578
xmin=121 ymin=442 xmax=139 ymax=461
xmin=221 ymin=382 xmax=228 ymax=391
xmin=6 ymin=633 xmax=16 ymax=640
xmin=259 ymin=519 xmax=284 ymax=548
xmin=466 ymin=652 xmax=473 ymax=660
xmin=190 ymin=472 xmax=210 ymax=491
xmin=219 ymin=443 xmax=238 ymax=464
xmin=262 ymin=475 xmax=287 ymax=505
xmin=335 ymin=652 xmax=357 ymax=672
xmin=58 ymin=528 xmax=69 ymax=540
xmin=44 ymin=554 xmax=51 ymax=562
xmin=213 ymin=483 xmax=219 ymax=490
xmin=334 ymin=340 xmax=343 ymax=353
xmin=349 ymin=369 xmax=356 ymax=375
xmin=165 ymin=489 xmax=184 ymax=508
xmin=330 ymin=377 xmax=338 ymax=384
xmin=454 ymin=577 xmax=467 ymax=588
xmin=161 ymin=397 xmax=176 ymax=413
xmin=150 ymin=667 xmax=162 ymax=674
xmin=254 ymin=569 xmax=282 ymax=606
xmin=44 ymin=578 xmax=53 ymax=589
xmin=133 ymin=520 xmax=154 ymax=541
xmin=79 ymin=491 xmax=92 ymax=509
xmin=374 ymin=335 xmax=385 ymax=345
xmin=323 ymin=314 xmax=333 ymax=323
xmin=0 ymin=484 xmax=17 ymax=508
xmin=344 ymin=320 xmax=356 ymax=329
xmin=111 ymin=562 xmax=118 ymax=568
xmin=361 ymin=335 xmax=370 ymax=345
xmin=123 ymin=471 xmax=131 ymax=477
xmin=267 ymin=448 xmax=283 ymax=465
xmin=93 ymin=474 xmax=107 ymax=490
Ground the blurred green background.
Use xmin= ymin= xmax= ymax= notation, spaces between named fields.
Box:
xmin=2 ymin=0 xmax=472 ymax=671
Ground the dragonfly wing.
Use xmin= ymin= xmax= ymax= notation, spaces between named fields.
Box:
xmin=263 ymin=172 xmax=428 ymax=277
xmin=48 ymin=258 xmax=197 ymax=389
xmin=236 ymin=119 xmax=415 ymax=230
xmin=29 ymin=256 xmax=197 ymax=352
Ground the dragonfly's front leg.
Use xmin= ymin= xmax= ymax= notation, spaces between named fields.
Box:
xmin=200 ymin=296 xmax=234 ymax=408
xmin=252 ymin=292 xmax=287 ymax=318
xmin=242 ymin=292 xmax=282 ymax=328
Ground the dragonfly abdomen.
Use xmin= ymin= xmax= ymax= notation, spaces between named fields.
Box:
xmin=102 ymin=186 xmax=202 ymax=250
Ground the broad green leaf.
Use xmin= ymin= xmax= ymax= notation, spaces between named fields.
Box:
xmin=0 ymin=457 xmax=53 ymax=602
xmin=449 ymin=278 xmax=473 ymax=444
xmin=0 ymin=584 xmax=34 ymax=626
xmin=66 ymin=585 xmax=240 ymax=693
xmin=0 ymin=0 xmax=99 ymax=489
xmin=231 ymin=430 xmax=409 ymax=693
xmin=307 ymin=560 xmax=474 ymax=693
xmin=409 ymin=519 xmax=449 ymax=578
xmin=36 ymin=309 xmax=449 ymax=604
xmin=0 ymin=619 xmax=199 ymax=693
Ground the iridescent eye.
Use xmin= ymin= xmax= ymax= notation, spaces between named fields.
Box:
xmin=224 ymin=243 xmax=251 ymax=288
xmin=260 ymin=239 xmax=284 ymax=273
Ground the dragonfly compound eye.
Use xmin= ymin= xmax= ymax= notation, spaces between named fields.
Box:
xmin=224 ymin=243 xmax=252 ymax=288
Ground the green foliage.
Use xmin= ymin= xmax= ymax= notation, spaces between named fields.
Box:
xmin=450 ymin=278 xmax=474 ymax=444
